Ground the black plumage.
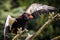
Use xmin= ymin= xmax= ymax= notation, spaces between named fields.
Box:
xmin=4 ymin=3 xmax=57 ymax=34
xmin=11 ymin=13 xmax=30 ymax=33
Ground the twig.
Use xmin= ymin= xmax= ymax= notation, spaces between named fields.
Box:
xmin=28 ymin=12 xmax=59 ymax=40
xmin=12 ymin=27 xmax=28 ymax=40
xmin=25 ymin=33 xmax=33 ymax=40
xmin=51 ymin=36 xmax=60 ymax=40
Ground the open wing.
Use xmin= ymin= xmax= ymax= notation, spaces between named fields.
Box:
xmin=25 ymin=3 xmax=57 ymax=14
xmin=25 ymin=3 xmax=57 ymax=19
xmin=4 ymin=15 xmax=15 ymax=40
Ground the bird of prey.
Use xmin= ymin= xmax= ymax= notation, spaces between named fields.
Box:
xmin=4 ymin=3 xmax=57 ymax=40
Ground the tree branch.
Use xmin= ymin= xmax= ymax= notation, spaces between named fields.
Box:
xmin=28 ymin=12 xmax=59 ymax=40
xmin=12 ymin=28 xmax=28 ymax=40
xmin=51 ymin=36 xmax=60 ymax=40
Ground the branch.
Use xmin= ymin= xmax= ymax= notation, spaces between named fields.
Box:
xmin=28 ymin=12 xmax=59 ymax=40
xmin=12 ymin=27 xmax=28 ymax=40
xmin=25 ymin=33 xmax=33 ymax=40
xmin=51 ymin=36 xmax=60 ymax=40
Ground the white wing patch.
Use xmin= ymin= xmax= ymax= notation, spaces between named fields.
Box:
xmin=25 ymin=3 xmax=42 ymax=14
xmin=4 ymin=15 xmax=16 ymax=39
xmin=5 ymin=15 xmax=11 ymax=27
xmin=25 ymin=3 xmax=55 ymax=14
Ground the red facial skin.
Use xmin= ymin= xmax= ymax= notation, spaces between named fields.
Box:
xmin=28 ymin=14 xmax=33 ymax=19
xmin=18 ymin=14 xmax=33 ymax=20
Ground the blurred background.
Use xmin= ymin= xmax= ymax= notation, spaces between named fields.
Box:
xmin=0 ymin=0 xmax=60 ymax=40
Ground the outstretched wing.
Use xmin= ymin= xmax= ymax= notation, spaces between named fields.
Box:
xmin=4 ymin=15 xmax=15 ymax=40
xmin=25 ymin=3 xmax=57 ymax=19
xmin=25 ymin=3 xmax=57 ymax=14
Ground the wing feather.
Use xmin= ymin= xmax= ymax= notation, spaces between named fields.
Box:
xmin=25 ymin=3 xmax=57 ymax=14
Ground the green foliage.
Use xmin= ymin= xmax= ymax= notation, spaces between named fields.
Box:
xmin=0 ymin=0 xmax=60 ymax=40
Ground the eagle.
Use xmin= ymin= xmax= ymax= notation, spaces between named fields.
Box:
xmin=4 ymin=3 xmax=57 ymax=39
